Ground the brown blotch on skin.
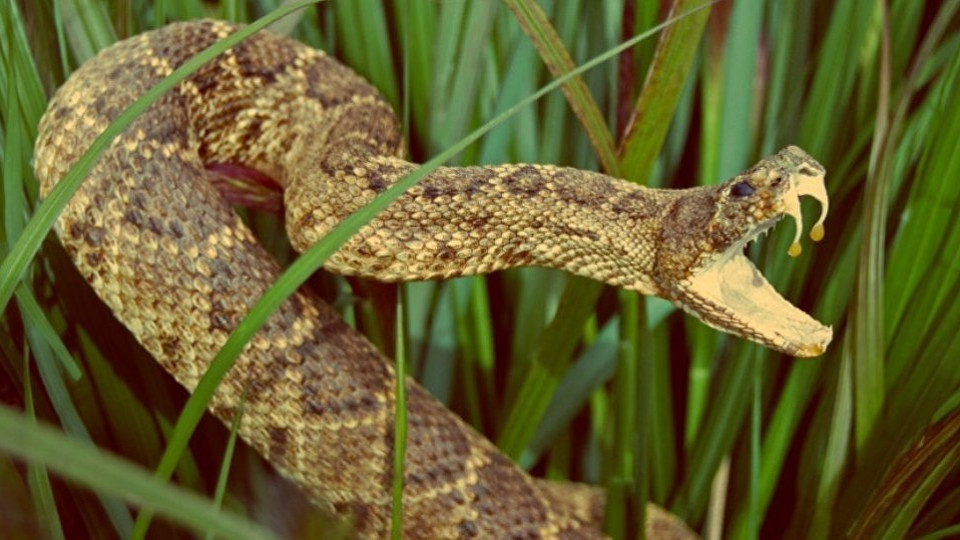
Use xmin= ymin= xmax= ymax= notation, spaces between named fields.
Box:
xmin=147 ymin=216 xmax=164 ymax=236
xmin=506 ymin=250 xmax=532 ymax=265
xmin=463 ymin=183 xmax=483 ymax=197
xmin=469 ymin=217 xmax=488 ymax=230
xmin=437 ymin=244 xmax=457 ymax=261
xmin=68 ymin=221 xmax=86 ymax=239
xmin=503 ymin=166 xmax=545 ymax=197
xmin=210 ymin=311 xmax=232 ymax=332
xmin=238 ymin=63 xmax=279 ymax=85
xmin=612 ymin=190 xmax=661 ymax=218
xmin=160 ymin=336 xmax=180 ymax=356
xmin=84 ymin=251 xmax=103 ymax=267
xmin=267 ymin=426 xmax=289 ymax=460
xmin=333 ymin=501 xmax=373 ymax=532
xmin=459 ymin=521 xmax=480 ymax=537
xmin=129 ymin=191 xmax=148 ymax=209
xmin=303 ymin=57 xmax=378 ymax=109
xmin=555 ymin=223 xmax=600 ymax=242
xmin=92 ymin=96 xmax=108 ymax=113
xmin=367 ymin=176 xmax=387 ymax=192
xmin=83 ymin=227 xmax=104 ymax=247
xmin=167 ymin=219 xmax=185 ymax=238
xmin=470 ymin=454 xmax=549 ymax=529
xmin=288 ymin=293 xmax=306 ymax=315
xmin=124 ymin=209 xmax=145 ymax=227
xmin=208 ymin=258 xmax=235 ymax=279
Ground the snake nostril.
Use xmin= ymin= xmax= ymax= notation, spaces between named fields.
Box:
xmin=731 ymin=181 xmax=755 ymax=197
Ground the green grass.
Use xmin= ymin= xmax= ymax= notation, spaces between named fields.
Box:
xmin=2 ymin=0 xmax=960 ymax=538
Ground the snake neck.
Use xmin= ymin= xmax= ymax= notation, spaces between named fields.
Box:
xmin=279 ymin=103 xmax=685 ymax=296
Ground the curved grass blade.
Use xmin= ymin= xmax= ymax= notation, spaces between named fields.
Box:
xmin=391 ymin=16 xmax=411 ymax=537
xmin=847 ymin=407 xmax=960 ymax=539
xmin=431 ymin=0 xmax=498 ymax=160
xmin=31 ymin=319 xmax=135 ymax=535
xmin=850 ymin=1 xmax=891 ymax=454
xmin=14 ymin=286 xmax=81 ymax=380
xmin=0 ymin=405 xmax=276 ymax=540
xmin=59 ymin=0 xmax=117 ymax=62
xmin=519 ymin=316 xmax=619 ymax=468
xmin=391 ymin=292 xmax=408 ymax=540
xmin=204 ymin=391 xmax=245 ymax=540
xmin=2 ymin=1 xmax=79 ymax=385
xmin=919 ymin=524 xmax=960 ymax=540
xmin=497 ymin=276 xmax=604 ymax=459
xmin=808 ymin=340 xmax=854 ymax=538
xmin=505 ymin=0 xmax=619 ymax=175
xmin=23 ymin=351 xmax=66 ymax=540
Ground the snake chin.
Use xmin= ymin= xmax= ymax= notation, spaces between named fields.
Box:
xmin=684 ymin=216 xmax=833 ymax=357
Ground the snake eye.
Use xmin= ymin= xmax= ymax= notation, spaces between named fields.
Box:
xmin=731 ymin=181 xmax=755 ymax=198
xmin=771 ymin=175 xmax=783 ymax=187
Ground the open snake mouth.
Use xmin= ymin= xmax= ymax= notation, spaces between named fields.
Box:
xmin=682 ymin=173 xmax=832 ymax=357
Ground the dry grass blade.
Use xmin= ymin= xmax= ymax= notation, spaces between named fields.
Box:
xmin=505 ymin=0 xmax=619 ymax=175
xmin=848 ymin=407 xmax=960 ymax=539
xmin=617 ymin=0 xmax=712 ymax=183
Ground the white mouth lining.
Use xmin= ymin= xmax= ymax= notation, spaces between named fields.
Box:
xmin=685 ymin=217 xmax=832 ymax=354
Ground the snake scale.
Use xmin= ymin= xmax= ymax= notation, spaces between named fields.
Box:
xmin=34 ymin=20 xmax=831 ymax=538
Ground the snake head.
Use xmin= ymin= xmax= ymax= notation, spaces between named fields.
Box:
xmin=655 ymin=146 xmax=832 ymax=357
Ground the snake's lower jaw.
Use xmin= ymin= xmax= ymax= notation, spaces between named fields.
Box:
xmin=680 ymin=246 xmax=832 ymax=358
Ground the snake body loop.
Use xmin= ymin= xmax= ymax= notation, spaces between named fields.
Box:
xmin=35 ymin=20 xmax=830 ymax=538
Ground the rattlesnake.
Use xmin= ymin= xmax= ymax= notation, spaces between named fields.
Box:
xmin=34 ymin=20 xmax=830 ymax=538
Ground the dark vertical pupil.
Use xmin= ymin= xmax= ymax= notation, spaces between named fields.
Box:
xmin=731 ymin=181 xmax=755 ymax=197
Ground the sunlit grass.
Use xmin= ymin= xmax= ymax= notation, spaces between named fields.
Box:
xmin=2 ymin=1 xmax=960 ymax=539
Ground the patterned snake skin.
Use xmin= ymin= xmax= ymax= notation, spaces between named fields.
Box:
xmin=34 ymin=20 xmax=831 ymax=538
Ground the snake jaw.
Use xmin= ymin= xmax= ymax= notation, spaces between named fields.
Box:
xmin=680 ymin=220 xmax=833 ymax=357
xmin=667 ymin=146 xmax=833 ymax=357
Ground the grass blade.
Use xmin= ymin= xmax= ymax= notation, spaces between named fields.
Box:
xmin=505 ymin=0 xmax=619 ymax=175
xmin=848 ymin=407 xmax=960 ymax=539
xmin=617 ymin=0 xmax=713 ymax=182
xmin=850 ymin=1 xmax=889 ymax=453
xmin=390 ymin=291 xmax=408 ymax=540
xmin=23 ymin=353 xmax=66 ymax=540
xmin=0 ymin=405 xmax=276 ymax=540
xmin=14 ymin=287 xmax=81 ymax=381
xmin=204 ymin=394 xmax=245 ymax=540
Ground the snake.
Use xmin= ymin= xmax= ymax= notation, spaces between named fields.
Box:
xmin=33 ymin=20 xmax=831 ymax=538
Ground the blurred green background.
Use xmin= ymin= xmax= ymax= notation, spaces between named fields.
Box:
xmin=2 ymin=0 xmax=960 ymax=538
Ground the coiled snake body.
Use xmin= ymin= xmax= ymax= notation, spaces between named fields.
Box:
xmin=34 ymin=20 xmax=831 ymax=538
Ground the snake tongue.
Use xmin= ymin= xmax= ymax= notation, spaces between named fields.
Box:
xmin=682 ymin=245 xmax=832 ymax=358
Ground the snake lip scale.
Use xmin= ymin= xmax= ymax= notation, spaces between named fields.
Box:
xmin=34 ymin=19 xmax=831 ymax=538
